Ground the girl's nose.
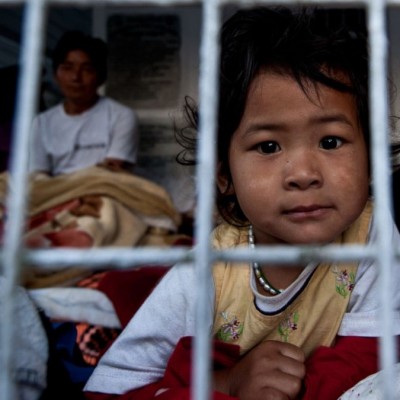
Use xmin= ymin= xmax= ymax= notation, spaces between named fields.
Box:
xmin=283 ymin=152 xmax=323 ymax=190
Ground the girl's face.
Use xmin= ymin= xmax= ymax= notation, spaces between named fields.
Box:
xmin=221 ymin=71 xmax=369 ymax=245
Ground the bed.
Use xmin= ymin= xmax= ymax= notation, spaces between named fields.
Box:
xmin=0 ymin=165 xmax=192 ymax=399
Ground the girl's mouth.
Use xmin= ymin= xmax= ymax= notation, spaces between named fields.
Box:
xmin=283 ymin=205 xmax=332 ymax=220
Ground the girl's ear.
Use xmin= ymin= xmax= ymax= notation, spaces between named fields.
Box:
xmin=217 ymin=162 xmax=235 ymax=194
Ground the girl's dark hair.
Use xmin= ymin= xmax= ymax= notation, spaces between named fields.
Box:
xmin=176 ymin=7 xmax=370 ymax=226
xmin=52 ymin=30 xmax=108 ymax=86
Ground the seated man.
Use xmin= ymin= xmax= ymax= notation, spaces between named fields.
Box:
xmin=29 ymin=31 xmax=138 ymax=178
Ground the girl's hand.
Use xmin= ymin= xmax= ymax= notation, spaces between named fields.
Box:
xmin=214 ymin=340 xmax=305 ymax=400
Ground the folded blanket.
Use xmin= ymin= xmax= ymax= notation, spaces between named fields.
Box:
xmin=0 ymin=167 xmax=187 ymax=288
xmin=0 ymin=166 xmax=181 ymax=229
xmin=28 ymin=287 xmax=121 ymax=328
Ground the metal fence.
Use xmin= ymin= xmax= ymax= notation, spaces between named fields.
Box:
xmin=0 ymin=0 xmax=399 ymax=399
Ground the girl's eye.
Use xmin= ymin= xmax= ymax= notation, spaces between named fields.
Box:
xmin=320 ymin=136 xmax=343 ymax=150
xmin=257 ymin=141 xmax=281 ymax=154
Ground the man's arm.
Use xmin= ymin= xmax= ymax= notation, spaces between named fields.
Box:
xmin=30 ymin=171 xmax=51 ymax=181
xmin=29 ymin=116 xmax=52 ymax=176
xmin=106 ymin=104 xmax=138 ymax=170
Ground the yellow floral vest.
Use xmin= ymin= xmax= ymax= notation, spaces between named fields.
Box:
xmin=212 ymin=201 xmax=372 ymax=357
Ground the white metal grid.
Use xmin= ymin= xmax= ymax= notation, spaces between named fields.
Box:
xmin=0 ymin=0 xmax=399 ymax=399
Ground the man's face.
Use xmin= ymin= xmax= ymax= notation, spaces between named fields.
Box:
xmin=55 ymin=49 xmax=99 ymax=104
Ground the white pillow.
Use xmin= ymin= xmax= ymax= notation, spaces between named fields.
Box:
xmin=338 ymin=363 xmax=400 ymax=399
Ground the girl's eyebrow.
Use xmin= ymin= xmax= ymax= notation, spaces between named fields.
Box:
xmin=242 ymin=122 xmax=282 ymax=136
xmin=311 ymin=113 xmax=354 ymax=126
xmin=242 ymin=113 xmax=354 ymax=136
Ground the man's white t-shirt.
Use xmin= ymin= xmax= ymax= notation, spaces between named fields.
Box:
xmin=29 ymin=97 xmax=138 ymax=175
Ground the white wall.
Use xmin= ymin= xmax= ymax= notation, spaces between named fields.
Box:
xmin=93 ymin=5 xmax=201 ymax=212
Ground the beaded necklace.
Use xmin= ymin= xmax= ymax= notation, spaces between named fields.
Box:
xmin=248 ymin=225 xmax=282 ymax=296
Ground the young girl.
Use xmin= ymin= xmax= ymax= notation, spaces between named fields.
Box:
xmin=84 ymin=7 xmax=400 ymax=400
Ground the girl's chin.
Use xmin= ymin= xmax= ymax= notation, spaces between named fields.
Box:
xmin=273 ymin=231 xmax=341 ymax=246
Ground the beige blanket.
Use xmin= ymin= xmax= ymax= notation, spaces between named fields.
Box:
xmin=1 ymin=166 xmax=180 ymax=224
xmin=0 ymin=167 xmax=185 ymax=288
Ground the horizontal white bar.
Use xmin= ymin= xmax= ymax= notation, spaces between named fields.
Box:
xmin=21 ymin=247 xmax=193 ymax=269
xmin=2 ymin=0 xmax=400 ymax=7
xmin=1 ymin=243 xmax=397 ymax=270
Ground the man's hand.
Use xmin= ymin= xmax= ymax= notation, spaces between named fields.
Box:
xmin=98 ymin=158 xmax=133 ymax=173
xmin=30 ymin=171 xmax=51 ymax=181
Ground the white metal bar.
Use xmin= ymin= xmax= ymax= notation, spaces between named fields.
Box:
xmin=23 ymin=247 xmax=194 ymax=269
xmin=0 ymin=0 xmax=198 ymax=4
xmin=0 ymin=0 xmax=393 ymax=6
xmin=0 ymin=0 xmax=397 ymax=399
xmin=0 ymin=0 xmax=47 ymax=399
xmin=191 ymin=0 xmax=221 ymax=398
xmin=0 ymin=0 xmax=400 ymax=7
xmin=367 ymin=1 xmax=398 ymax=399
xmin=18 ymin=243 xmax=377 ymax=269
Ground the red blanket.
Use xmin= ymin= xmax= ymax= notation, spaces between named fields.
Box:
xmin=84 ymin=335 xmax=378 ymax=400
xmin=84 ymin=337 xmax=239 ymax=400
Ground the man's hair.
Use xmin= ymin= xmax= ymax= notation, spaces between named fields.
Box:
xmin=52 ymin=30 xmax=108 ymax=85
xmin=176 ymin=7 xmax=369 ymax=226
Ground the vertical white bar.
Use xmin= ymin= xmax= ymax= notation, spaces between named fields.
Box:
xmin=367 ymin=0 xmax=397 ymax=399
xmin=0 ymin=0 xmax=47 ymax=399
xmin=192 ymin=0 xmax=221 ymax=399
